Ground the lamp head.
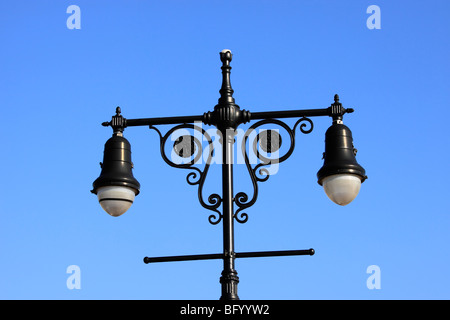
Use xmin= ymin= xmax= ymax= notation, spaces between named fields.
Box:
xmin=317 ymin=122 xmax=367 ymax=206
xmin=92 ymin=132 xmax=140 ymax=216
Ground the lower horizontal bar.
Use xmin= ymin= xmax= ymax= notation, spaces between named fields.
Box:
xmin=143 ymin=253 xmax=222 ymax=264
xmin=143 ymin=248 xmax=314 ymax=264
xmin=237 ymin=249 xmax=315 ymax=259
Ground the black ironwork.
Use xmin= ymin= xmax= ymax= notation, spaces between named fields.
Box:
xmin=143 ymin=249 xmax=315 ymax=264
xmin=95 ymin=49 xmax=365 ymax=300
xmin=234 ymin=117 xmax=314 ymax=224
xmin=149 ymin=123 xmax=222 ymax=225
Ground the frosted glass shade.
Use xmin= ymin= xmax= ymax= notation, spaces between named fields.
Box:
xmin=322 ymin=174 xmax=362 ymax=206
xmin=97 ymin=186 xmax=136 ymax=217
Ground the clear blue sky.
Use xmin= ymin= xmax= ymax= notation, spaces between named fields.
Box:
xmin=1 ymin=0 xmax=449 ymax=300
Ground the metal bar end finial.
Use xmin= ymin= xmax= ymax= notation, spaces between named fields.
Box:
xmin=330 ymin=94 xmax=354 ymax=123
xmin=102 ymin=106 xmax=127 ymax=134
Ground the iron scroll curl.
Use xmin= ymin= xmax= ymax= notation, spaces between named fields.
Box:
xmin=234 ymin=117 xmax=314 ymax=223
xmin=149 ymin=123 xmax=223 ymax=225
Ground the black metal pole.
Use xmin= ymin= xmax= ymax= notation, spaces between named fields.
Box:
xmin=219 ymin=127 xmax=239 ymax=300
xmin=216 ymin=50 xmax=240 ymax=300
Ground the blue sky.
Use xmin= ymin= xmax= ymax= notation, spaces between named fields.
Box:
xmin=0 ymin=0 xmax=449 ymax=300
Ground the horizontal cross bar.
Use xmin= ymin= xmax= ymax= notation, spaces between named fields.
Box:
xmin=143 ymin=249 xmax=315 ymax=264
xmin=237 ymin=248 xmax=315 ymax=259
xmin=250 ymin=108 xmax=330 ymax=120
xmin=122 ymin=107 xmax=341 ymax=128
xmin=126 ymin=114 xmax=204 ymax=127
xmin=143 ymin=253 xmax=222 ymax=263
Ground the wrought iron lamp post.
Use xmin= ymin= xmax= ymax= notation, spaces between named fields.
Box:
xmin=91 ymin=50 xmax=367 ymax=300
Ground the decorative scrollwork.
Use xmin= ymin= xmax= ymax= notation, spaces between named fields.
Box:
xmin=149 ymin=124 xmax=222 ymax=224
xmin=293 ymin=117 xmax=314 ymax=135
xmin=234 ymin=117 xmax=314 ymax=223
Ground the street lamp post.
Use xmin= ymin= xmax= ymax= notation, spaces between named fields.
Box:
xmin=91 ymin=50 xmax=367 ymax=300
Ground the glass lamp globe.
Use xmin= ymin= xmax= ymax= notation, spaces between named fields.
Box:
xmin=322 ymin=174 xmax=362 ymax=206
xmin=96 ymin=186 xmax=136 ymax=217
